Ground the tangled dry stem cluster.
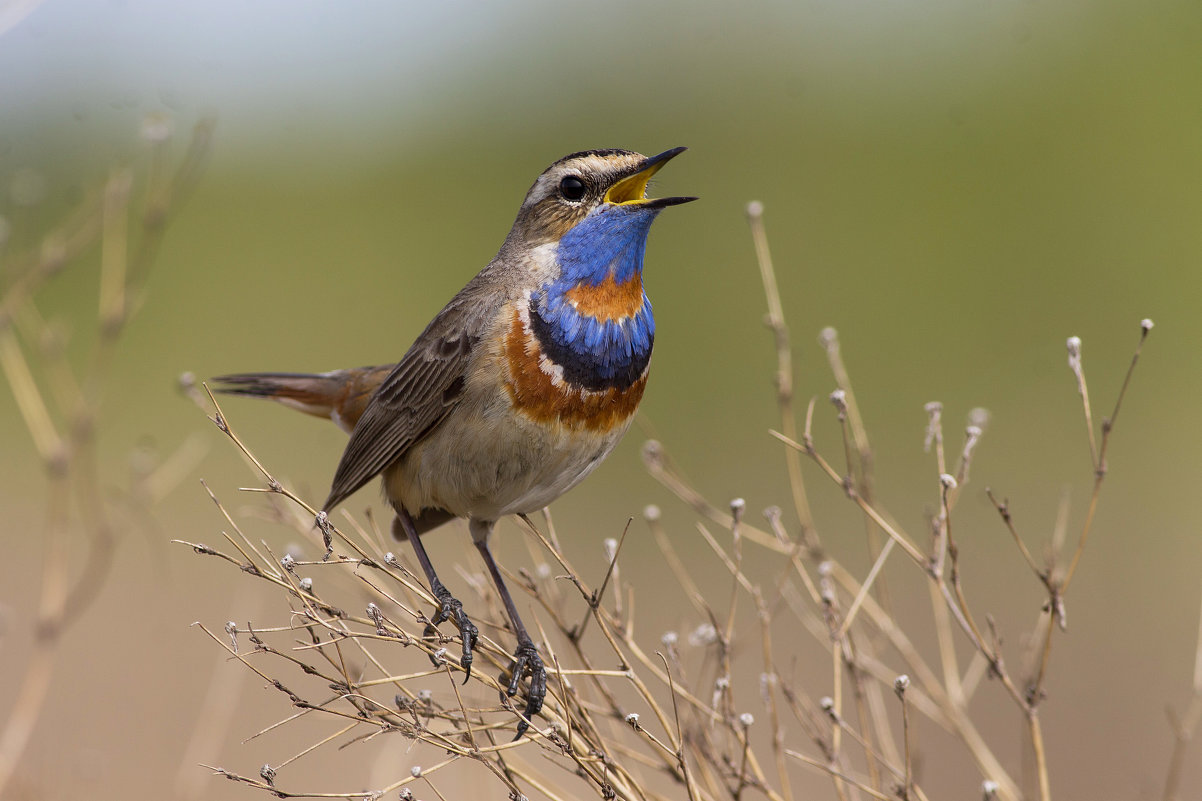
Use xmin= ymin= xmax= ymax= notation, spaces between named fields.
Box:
xmin=0 ymin=117 xmax=214 ymax=800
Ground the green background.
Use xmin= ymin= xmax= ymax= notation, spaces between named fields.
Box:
xmin=2 ymin=1 xmax=1200 ymax=798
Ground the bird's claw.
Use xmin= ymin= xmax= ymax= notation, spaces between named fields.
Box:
xmin=504 ymin=640 xmax=547 ymax=739
xmin=425 ymin=585 xmax=479 ymax=680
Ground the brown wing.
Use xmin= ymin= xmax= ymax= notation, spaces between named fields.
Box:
xmin=321 ymin=286 xmax=495 ymax=512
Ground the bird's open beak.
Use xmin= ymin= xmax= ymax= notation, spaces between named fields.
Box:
xmin=604 ymin=147 xmax=698 ymax=209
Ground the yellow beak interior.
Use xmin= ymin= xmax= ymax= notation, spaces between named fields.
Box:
xmin=603 ymin=162 xmax=666 ymax=205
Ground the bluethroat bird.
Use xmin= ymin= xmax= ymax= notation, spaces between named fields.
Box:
xmin=213 ymin=147 xmax=695 ymax=737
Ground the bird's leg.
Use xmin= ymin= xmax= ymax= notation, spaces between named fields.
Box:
xmin=471 ymin=521 xmax=546 ymax=739
xmin=393 ymin=509 xmax=478 ymax=681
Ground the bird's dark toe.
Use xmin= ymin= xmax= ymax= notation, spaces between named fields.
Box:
xmin=456 ymin=611 xmax=479 ymax=681
xmin=506 ymin=642 xmax=547 ymax=739
xmin=425 ymin=586 xmax=478 ymax=679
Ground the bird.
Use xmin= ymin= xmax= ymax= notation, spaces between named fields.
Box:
xmin=213 ymin=147 xmax=695 ymax=737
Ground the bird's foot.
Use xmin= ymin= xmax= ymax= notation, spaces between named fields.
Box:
xmin=424 ymin=582 xmax=479 ymax=680
xmin=503 ymin=639 xmax=547 ymax=739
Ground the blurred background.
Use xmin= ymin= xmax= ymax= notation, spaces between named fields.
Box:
xmin=2 ymin=0 xmax=1201 ymax=798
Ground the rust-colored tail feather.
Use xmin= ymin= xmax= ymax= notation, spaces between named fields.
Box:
xmin=211 ymin=366 xmax=393 ymax=433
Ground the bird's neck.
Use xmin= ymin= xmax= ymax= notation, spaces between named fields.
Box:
xmin=554 ymin=204 xmax=658 ymax=287
xmin=525 ymin=208 xmax=658 ymax=392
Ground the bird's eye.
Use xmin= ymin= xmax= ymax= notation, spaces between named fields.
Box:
xmin=559 ymin=175 xmax=586 ymax=201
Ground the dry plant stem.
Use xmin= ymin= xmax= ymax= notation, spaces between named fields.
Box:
xmin=671 ymin=417 xmax=1020 ymax=796
xmin=828 ymin=555 xmax=1023 ymax=799
xmin=752 ymin=590 xmax=793 ymax=801
xmin=0 ymin=120 xmax=213 ymax=801
xmin=547 ymin=535 xmax=783 ymax=800
xmin=985 ymin=490 xmax=1045 ymax=582
xmin=572 ymin=518 xmax=632 ymax=641
xmin=174 ymin=589 xmax=257 ymax=801
xmin=642 ymin=444 xmax=787 ymax=555
xmin=746 ymin=202 xmax=814 ymax=538
xmin=927 ymin=575 xmax=964 ymax=707
xmin=516 ymin=519 xmax=713 ymax=796
xmin=1061 ymin=324 xmax=1151 ymax=593
xmin=1163 ymin=592 xmax=1202 ymax=801
xmin=821 ymin=329 xmax=891 ymax=617
xmin=660 ymin=419 xmax=1023 ymax=798
xmin=1019 ymin=324 xmax=1150 ymax=801
xmin=783 ymin=750 xmax=892 ymax=801
xmin=1066 ymin=339 xmax=1098 ymax=471
xmin=836 ymin=538 xmax=895 ymax=640
xmin=820 ymin=329 xmax=873 ymax=503
xmin=770 ymin=429 xmax=926 ymax=567
xmin=901 ymin=710 xmax=913 ymax=800
xmin=0 ymin=473 xmax=69 ymax=795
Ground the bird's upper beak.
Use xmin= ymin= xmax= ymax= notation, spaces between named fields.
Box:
xmin=603 ymin=147 xmax=698 ymax=210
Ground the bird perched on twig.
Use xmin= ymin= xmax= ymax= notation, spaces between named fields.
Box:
xmin=213 ymin=147 xmax=695 ymax=737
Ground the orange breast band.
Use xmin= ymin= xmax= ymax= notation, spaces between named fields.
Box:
xmin=503 ymin=308 xmax=646 ymax=430
xmin=564 ymin=273 xmax=644 ymax=322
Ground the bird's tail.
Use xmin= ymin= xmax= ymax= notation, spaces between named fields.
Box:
xmin=211 ymin=366 xmax=393 ymax=433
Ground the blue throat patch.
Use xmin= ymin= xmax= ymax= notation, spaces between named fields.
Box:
xmin=530 ymin=205 xmax=661 ymax=392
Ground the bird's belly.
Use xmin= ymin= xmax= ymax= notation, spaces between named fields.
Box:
xmin=384 ymin=400 xmax=631 ymax=521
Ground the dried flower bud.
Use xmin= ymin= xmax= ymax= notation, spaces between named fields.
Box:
xmin=641 ymin=440 xmax=663 ymax=467
xmin=688 ymin=623 xmax=718 ymax=647
xmin=739 ymin=712 xmax=755 ymax=728
xmin=642 ymin=504 xmax=661 ymax=522
xmin=1066 ymin=336 xmax=1083 ymax=372
xmin=625 ymin=712 xmax=640 ymax=727
xmin=968 ymin=407 xmax=990 ymax=429
xmin=924 ymin=401 xmax=943 ymax=452
xmin=894 ymin=674 xmax=910 ymax=694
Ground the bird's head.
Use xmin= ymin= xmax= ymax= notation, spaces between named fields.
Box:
xmin=509 ymin=147 xmax=696 ymax=285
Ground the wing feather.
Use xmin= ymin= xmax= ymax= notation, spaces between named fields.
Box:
xmin=321 ymin=285 xmax=496 ymax=511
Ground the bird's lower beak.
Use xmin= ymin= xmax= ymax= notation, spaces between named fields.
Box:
xmin=604 ymin=147 xmax=698 ymax=209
